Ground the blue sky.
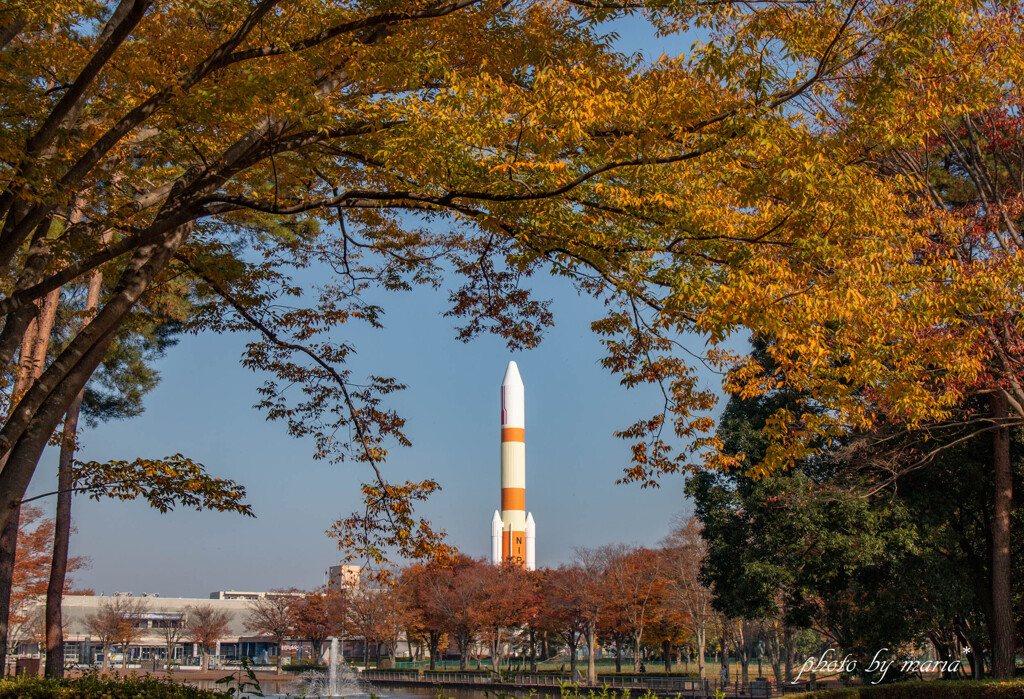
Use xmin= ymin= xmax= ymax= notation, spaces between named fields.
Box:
xmin=26 ymin=15 xmax=727 ymax=597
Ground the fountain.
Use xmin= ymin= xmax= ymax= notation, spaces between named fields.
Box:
xmin=294 ymin=637 xmax=365 ymax=698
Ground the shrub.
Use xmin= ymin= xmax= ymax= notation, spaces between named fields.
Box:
xmin=787 ymin=680 xmax=1024 ymax=699
xmin=283 ymin=662 xmax=329 ymax=673
xmin=0 ymin=674 xmax=232 ymax=698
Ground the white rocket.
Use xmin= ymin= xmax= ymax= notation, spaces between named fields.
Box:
xmin=491 ymin=361 xmax=536 ymax=570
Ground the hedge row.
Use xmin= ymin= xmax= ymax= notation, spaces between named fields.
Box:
xmin=283 ymin=663 xmax=328 ymax=673
xmin=0 ymin=675 xmax=232 ymax=698
xmin=415 ymin=669 xmax=699 ymax=678
xmin=791 ymin=681 xmax=1024 ymax=699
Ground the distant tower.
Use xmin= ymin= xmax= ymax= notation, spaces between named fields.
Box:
xmin=491 ymin=362 xmax=535 ymax=570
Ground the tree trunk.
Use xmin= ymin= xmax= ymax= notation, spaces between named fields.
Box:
xmin=697 ymin=629 xmax=706 ymax=680
xmin=529 ymin=628 xmax=537 ymax=673
xmin=663 ymin=639 xmax=671 ymax=672
xmin=770 ymin=646 xmax=782 ymax=685
xmin=0 ymin=512 xmax=18 ymax=670
xmin=429 ymin=633 xmax=438 ymax=670
xmin=783 ymin=627 xmax=795 ymax=682
xmin=736 ymin=621 xmax=750 ymax=685
xmin=615 ymin=638 xmax=622 ymax=672
xmin=43 ymin=336 xmax=91 ymax=677
xmin=720 ymin=639 xmax=729 ymax=686
xmin=990 ymin=393 xmax=1015 ymax=679
xmin=586 ymin=620 xmax=596 ymax=685
xmin=43 ymin=209 xmax=102 ymax=677
xmin=0 ymin=293 xmax=57 ymax=666
xmin=458 ymin=633 xmax=466 ymax=670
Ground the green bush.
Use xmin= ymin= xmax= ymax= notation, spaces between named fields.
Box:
xmin=596 ymin=672 xmax=700 ymax=679
xmin=282 ymin=662 xmax=328 ymax=673
xmin=788 ymin=680 xmax=1024 ymax=699
xmin=0 ymin=674 xmax=232 ymax=698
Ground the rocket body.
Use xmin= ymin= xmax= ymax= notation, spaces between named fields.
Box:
xmin=494 ymin=361 xmax=535 ymax=570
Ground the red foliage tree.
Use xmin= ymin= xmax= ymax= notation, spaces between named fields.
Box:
xmin=476 ymin=562 xmax=539 ymax=674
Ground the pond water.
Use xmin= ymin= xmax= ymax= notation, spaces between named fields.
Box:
xmin=183 ymin=673 xmax=518 ymax=699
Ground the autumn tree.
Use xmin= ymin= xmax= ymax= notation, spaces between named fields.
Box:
xmin=402 ymin=562 xmax=449 ymax=670
xmin=569 ymin=547 xmax=613 ymax=685
xmin=158 ymin=612 xmax=185 ymax=670
xmin=519 ymin=569 xmax=545 ymax=673
xmin=648 ymin=586 xmax=689 ymax=674
xmin=862 ymin=107 xmax=1024 ymax=679
xmin=245 ymin=592 xmax=299 ymax=673
xmin=7 ymin=506 xmax=85 ymax=645
xmin=661 ymin=518 xmax=714 ymax=680
xmin=1 ymin=0 xmax=998 ymax=581
xmin=687 ymin=355 xmax=1004 ymax=681
xmin=291 ymin=588 xmax=347 ymax=663
xmin=595 ymin=585 xmax=632 ymax=674
xmin=377 ymin=586 xmax=410 ymax=667
xmin=344 ymin=584 xmax=402 ymax=669
xmin=604 ymin=546 xmax=663 ymax=673
xmin=542 ymin=565 xmax=590 ymax=678
xmin=4 ymin=0 xmax=1023 ymax=675
xmin=476 ymin=562 xmax=538 ymax=675
xmin=421 ymin=555 xmax=486 ymax=670
xmin=86 ymin=597 xmax=146 ymax=669
xmin=185 ymin=604 xmax=231 ymax=672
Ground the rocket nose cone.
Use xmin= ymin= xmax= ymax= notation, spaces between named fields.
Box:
xmin=502 ymin=361 xmax=523 ymax=387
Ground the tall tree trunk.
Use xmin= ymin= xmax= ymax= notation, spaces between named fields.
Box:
xmin=0 ymin=289 xmax=57 ymax=669
xmin=739 ymin=621 xmax=751 ymax=685
xmin=45 ymin=241 xmax=102 ymax=678
xmin=720 ymin=638 xmax=729 ymax=686
xmin=586 ymin=620 xmax=596 ymax=685
xmin=615 ymin=638 xmax=622 ymax=672
xmin=0 ymin=512 xmax=18 ymax=672
xmin=697 ymin=629 xmax=706 ymax=681
xmin=783 ymin=627 xmax=795 ymax=682
xmin=663 ymin=639 xmax=671 ymax=672
xmin=990 ymin=392 xmax=1014 ymax=679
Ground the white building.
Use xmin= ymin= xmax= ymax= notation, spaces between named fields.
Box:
xmin=14 ymin=593 xmax=280 ymax=667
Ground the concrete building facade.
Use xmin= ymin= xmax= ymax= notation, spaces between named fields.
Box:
xmin=14 ymin=593 xmax=279 ymax=667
